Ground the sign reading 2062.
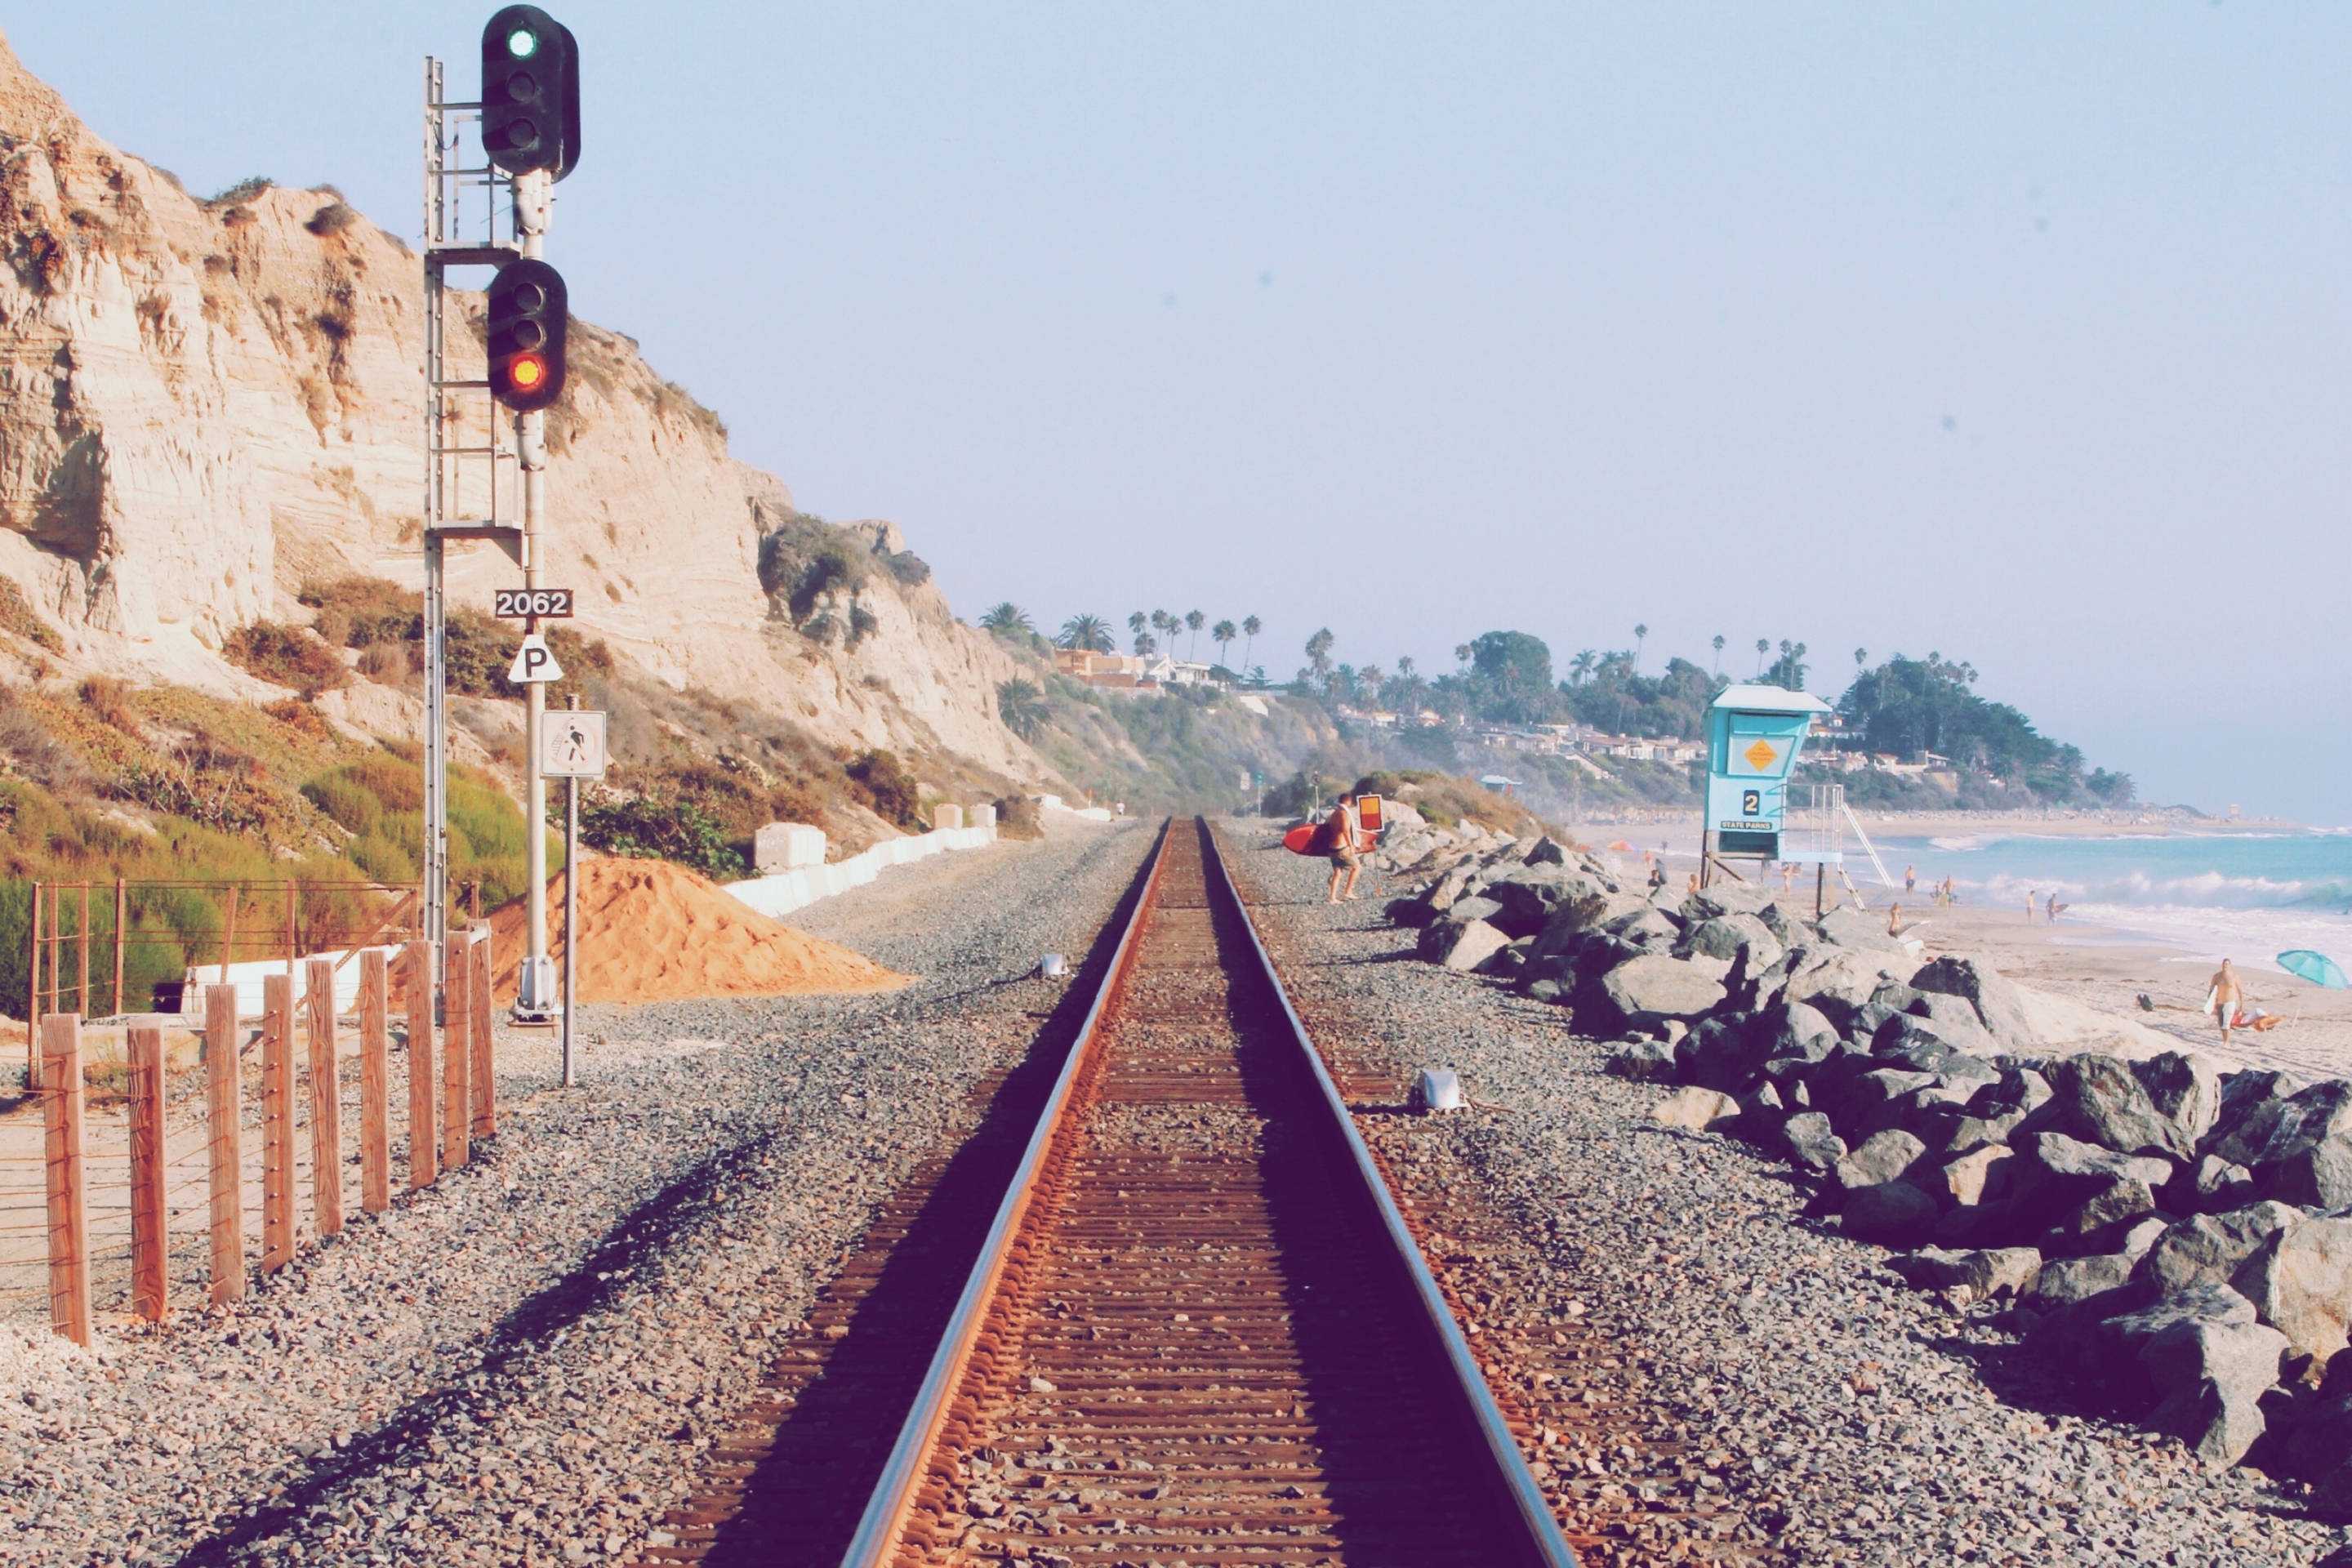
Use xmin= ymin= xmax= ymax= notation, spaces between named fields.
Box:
xmin=492 ymin=589 xmax=573 ymax=619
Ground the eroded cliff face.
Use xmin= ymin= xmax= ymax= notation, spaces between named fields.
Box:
xmin=0 ymin=31 xmax=1051 ymax=786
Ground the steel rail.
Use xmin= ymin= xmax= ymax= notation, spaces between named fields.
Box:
xmin=836 ymin=817 xmax=1174 ymax=1568
xmin=1200 ymin=819 xmax=1581 ymax=1568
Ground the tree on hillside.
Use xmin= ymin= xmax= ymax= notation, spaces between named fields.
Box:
xmin=1185 ymin=609 xmax=1205 ymax=660
xmin=1568 ymin=649 xmax=1598 ymax=687
xmin=1437 ymin=630 xmax=1560 ymax=725
xmin=1765 ymin=640 xmax=1810 ymax=693
xmin=1058 ymin=613 xmax=1114 ymax=652
xmin=1241 ymin=615 xmax=1261 ymax=675
xmin=1711 ymin=635 xmax=1726 ymax=675
xmin=1129 ymin=611 xmax=1147 ymax=639
xmin=1754 ymin=637 xmax=1769 ymax=677
xmin=1633 ymin=623 xmax=1649 ymax=675
xmin=996 ymin=679 xmax=1050 ymax=741
xmin=1134 ymin=630 xmax=1158 ymax=657
xmin=1838 ymin=653 xmax=2096 ymax=801
xmin=1561 ymin=653 xmax=1721 ymax=739
xmin=979 ymin=602 xmax=1031 ymax=636
xmin=1211 ymin=619 xmax=1236 ymax=670
xmin=1854 ymin=646 xmax=1868 ymax=673
xmin=1304 ymin=628 xmax=1336 ymax=686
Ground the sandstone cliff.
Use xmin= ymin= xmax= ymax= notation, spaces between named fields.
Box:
xmin=0 ymin=31 xmax=1049 ymax=787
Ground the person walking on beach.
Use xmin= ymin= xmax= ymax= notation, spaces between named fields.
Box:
xmin=1312 ymin=794 xmax=1365 ymax=904
xmin=2208 ymin=959 xmax=2245 ymax=1045
xmin=1904 ymin=864 xmax=1917 ymax=894
xmin=2027 ymin=889 xmax=2038 ymax=923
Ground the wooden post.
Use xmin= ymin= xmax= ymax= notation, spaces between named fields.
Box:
xmin=359 ymin=949 xmax=390 ymax=1213
xmin=128 ymin=1019 xmax=167 ymax=1322
xmin=77 ymin=883 xmax=89 ymax=1018
xmin=220 ymin=885 xmax=237 ymax=995
xmin=441 ymin=933 xmax=470 ymax=1170
xmin=404 ymin=939 xmax=436 ymax=1190
xmin=113 ymin=877 xmax=127 ymax=1017
xmin=305 ymin=957 xmax=343 ymax=1238
xmin=24 ymin=884 xmax=38 ymax=1088
xmin=284 ymin=880 xmax=296 ymax=980
xmin=204 ymin=983 xmax=245 ymax=1304
xmin=42 ymin=1014 xmax=90 ymax=1346
xmin=261 ymin=973 xmax=295 ymax=1272
xmin=469 ymin=928 xmax=495 ymax=1139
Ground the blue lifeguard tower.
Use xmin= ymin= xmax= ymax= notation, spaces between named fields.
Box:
xmin=1699 ymin=684 xmax=1833 ymax=889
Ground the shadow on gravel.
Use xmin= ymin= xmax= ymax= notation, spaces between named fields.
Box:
xmin=170 ymin=1129 xmax=789 ymax=1567
xmin=698 ymin=829 xmax=1165 ymax=1568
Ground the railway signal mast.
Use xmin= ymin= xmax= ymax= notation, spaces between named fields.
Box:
xmin=421 ymin=6 xmax=581 ymax=1017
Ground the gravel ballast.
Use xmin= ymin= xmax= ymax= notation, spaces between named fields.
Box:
xmin=0 ymin=820 xmax=1152 ymax=1567
xmin=1220 ymin=818 xmax=2344 ymax=1568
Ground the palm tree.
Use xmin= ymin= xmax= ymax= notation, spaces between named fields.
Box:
xmin=1305 ymin=628 xmax=1335 ymax=684
xmin=1754 ymin=637 xmax=1769 ymax=677
xmin=1633 ymin=623 xmax=1649 ymax=675
xmin=1185 ymin=609 xmax=1205 ymax=661
xmin=1241 ymin=615 xmax=1261 ymax=675
xmin=979 ymin=602 xmax=1031 ymax=636
xmin=996 ymin=678 xmax=1049 ymax=741
xmin=1134 ymin=630 xmax=1158 ymax=657
xmin=1711 ymin=635 xmax=1726 ymax=675
xmin=1854 ymin=646 xmax=1869 ymax=673
xmin=1058 ymin=613 xmax=1114 ymax=653
xmin=1152 ymin=609 xmax=1176 ymax=644
xmin=1129 ymin=611 xmax=1147 ymax=639
xmin=1568 ymin=649 xmax=1598 ymax=686
xmin=1211 ymin=619 xmax=1237 ymax=670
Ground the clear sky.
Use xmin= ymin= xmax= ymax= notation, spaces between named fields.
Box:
xmin=11 ymin=4 xmax=2348 ymax=822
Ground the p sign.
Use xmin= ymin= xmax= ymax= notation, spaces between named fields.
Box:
xmin=507 ymin=631 xmax=565 ymax=685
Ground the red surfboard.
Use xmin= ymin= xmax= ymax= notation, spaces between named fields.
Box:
xmin=1283 ymin=824 xmax=1317 ymax=853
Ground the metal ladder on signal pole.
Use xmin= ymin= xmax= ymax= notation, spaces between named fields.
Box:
xmin=420 ymin=56 xmax=524 ymax=967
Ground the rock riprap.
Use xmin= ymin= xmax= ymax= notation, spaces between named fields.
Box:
xmin=1377 ymin=824 xmax=2352 ymax=1490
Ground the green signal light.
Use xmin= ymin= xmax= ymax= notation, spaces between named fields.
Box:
xmin=507 ymin=28 xmax=539 ymax=58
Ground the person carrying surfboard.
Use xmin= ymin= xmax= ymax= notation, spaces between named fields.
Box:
xmin=2207 ymin=958 xmax=2244 ymax=1047
xmin=1312 ymin=793 xmax=1365 ymax=904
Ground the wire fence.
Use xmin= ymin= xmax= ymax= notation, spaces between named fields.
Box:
xmin=9 ymin=927 xmax=499 ymax=1343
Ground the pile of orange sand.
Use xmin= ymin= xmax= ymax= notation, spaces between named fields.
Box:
xmin=488 ymin=858 xmax=909 ymax=1004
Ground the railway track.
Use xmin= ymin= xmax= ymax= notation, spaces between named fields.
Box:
xmin=670 ymin=817 xmax=1575 ymax=1566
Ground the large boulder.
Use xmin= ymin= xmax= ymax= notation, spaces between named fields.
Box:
xmin=2203 ymin=1069 xmax=2306 ymax=1164
xmin=1909 ymin=956 xmax=2037 ymax=1052
xmin=1888 ymin=1245 xmax=2042 ymax=1305
xmin=2232 ymin=1216 xmax=2352 ymax=1364
xmin=2132 ymin=1204 xmax=2303 ymax=1298
xmin=1484 ymin=865 xmax=1610 ymax=934
xmin=1606 ymin=906 xmax=1683 ymax=951
xmin=1593 ymin=955 xmax=1726 ymax=1035
xmin=2132 ymin=1053 xmax=2226 ymax=1147
xmin=2090 ymin=1284 xmax=2274 ymax=1411
xmin=1784 ymin=949 xmax=1896 ymax=1025
xmin=1679 ymin=913 xmax=1784 ymax=975
xmin=1428 ymin=919 xmax=1512 ymax=973
xmin=1836 ymin=1129 xmax=1928 ymax=1191
xmin=2002 ymin=1132 xmax=2173 ymax=1256
xmin=2041 ymin=1054 xmax=2196 ymax=1159
xmin=1935 ymin=1143 xmax=2014 ymax=1208
xmin=2238 ymin=1082 xmax=2352 ymax=1209
xmin=1604 ymin=1040 xmax=1679 ymax=1082
xmin=1783 ymin=1111 xmax=1846 ymax=1174
xmin=1842 ymin=1181 xmax=1940 ymax=1245
xmin=2140 ymin=1318 xmax=2287 ymax=1464
xmin=1903 ymin=994 xmax=2002 ymax=1058
xmin=1813 ymin=904 xmax=1910 ymax=957
xmin=1649 ymin=1085 xmax=1742 ymax=1132
xmin=2034 ymin=1251 xmax=2142 ymax=1306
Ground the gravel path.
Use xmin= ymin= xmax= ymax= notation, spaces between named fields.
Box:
xmin=0 ymin=819 xmax=1152 ymax=1568
xmin=1218 ymin=818 xmax=2345 ymax=1568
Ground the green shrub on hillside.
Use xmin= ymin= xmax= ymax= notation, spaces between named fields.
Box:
xmin=222 ymin=621 xmax=348 ymax=695
xmin=846 ymin=748 xmax=922 ymax=830
xmin=0 ymin=578 xmax=61 ymax=651
xmin=577 ymin=793 xmax=743 ymax=880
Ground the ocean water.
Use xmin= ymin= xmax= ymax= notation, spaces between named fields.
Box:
xmin=1865 ymin=830 xmax=2352 ymax=975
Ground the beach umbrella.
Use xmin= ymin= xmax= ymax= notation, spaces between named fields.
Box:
xmin=2278 ymin=950 xmax=2350 ymax=989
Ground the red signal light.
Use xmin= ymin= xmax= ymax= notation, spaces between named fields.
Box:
xmin=511 ymin=355 xmax=546 ymax=391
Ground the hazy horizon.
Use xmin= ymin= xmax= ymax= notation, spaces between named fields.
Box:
xmin=12 ymin=4 xmax=2347 ymax=822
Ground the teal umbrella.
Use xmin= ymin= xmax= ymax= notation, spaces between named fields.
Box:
xmin=2278 ymin=950 xmax=2349 ymax=989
